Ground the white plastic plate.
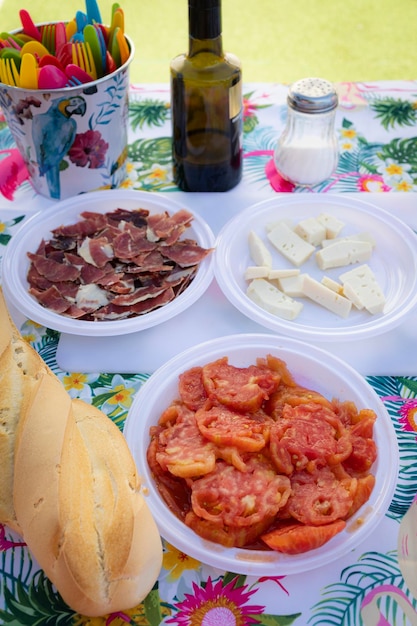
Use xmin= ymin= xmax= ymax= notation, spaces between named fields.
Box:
xmin=123 ymin=333 xmax=399 ymax=576
xmin=1 ymin=189 xmax=215 ymax=336
xmin=214 ymin=195 xmax=417 ymax=341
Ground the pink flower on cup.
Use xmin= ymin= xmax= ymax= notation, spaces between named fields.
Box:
xmin=68 ymin=129 xmax=109 ymax=169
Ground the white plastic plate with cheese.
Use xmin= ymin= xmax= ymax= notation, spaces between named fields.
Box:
xmin=214 ymin=195 xmax=417 ymax=341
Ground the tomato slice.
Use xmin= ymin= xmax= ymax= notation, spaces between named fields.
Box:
xmin=261 ymin=519 xmax=346 ymax=554
xmin=195 ymin=404 xmax=272 ymax=452
xmin=201 ymin=357 xmax=281 ymax=412
xmin=179 ymin=366 xmax=207 ymax=410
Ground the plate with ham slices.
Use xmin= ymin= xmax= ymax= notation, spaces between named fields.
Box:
xmin=124 ymin=333 xmax=399 ymax=576
xmin=1 ymin=190 xmax=215 ymax=336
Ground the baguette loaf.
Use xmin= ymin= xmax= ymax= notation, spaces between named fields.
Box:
xmin=0 ymin=289 xmax=163 ymax=616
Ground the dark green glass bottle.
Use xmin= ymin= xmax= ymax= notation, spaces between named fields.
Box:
xmin=170 ymin=0 xmax=243 ymax=192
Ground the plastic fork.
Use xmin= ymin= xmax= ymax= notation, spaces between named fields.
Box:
xmin=72 ymin=41 xmax=97 ymax=80
xmin=0 ymin=57 xmax=20 ymax=86
xmin=40 ymin=22 xmax=67 ymax=56
xmin=41 ymin=23 xmax=56 ymax=55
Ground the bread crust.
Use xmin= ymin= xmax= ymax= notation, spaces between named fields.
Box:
xmin=1 ymin=289 xmax=162 ymax=616
xmin=0 ymin=291 xmax=47 ymax=531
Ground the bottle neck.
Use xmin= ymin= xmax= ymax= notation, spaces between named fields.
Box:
xmin=188 ymin=0 xmax=223 ymax=55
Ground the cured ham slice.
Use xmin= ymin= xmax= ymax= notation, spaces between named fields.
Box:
xmin=26 ymin=207 xmax=211 ymax=321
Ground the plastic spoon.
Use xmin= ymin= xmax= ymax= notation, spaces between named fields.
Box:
xmin=83 ymin=24 xmax=103 ymax=77
xmin=0 ymin=32 xmax=25 ymax=49
xmin=105 ymin=50 xmax=117 ymax=74
xmin=19 ymin=9 xmax=42 ymax=42
xmin=19 ymin=52 xmax=38 ymax=89
xmin=39 ymin=54 xmax=65 ymax=70
xmin=110 ymin=26 xmax=121 ymax=67
xmin=20 ymin=40 xmax=50 ymax=59
xmin=116 ymin=29 xmax=130 ymax=65
xmin=38 ymin=64 xmax=69 ymax=89
xmin=65 ymin=63 xmax=93 ymax=84
xmin=85 ymin=0 xmax=102 ymax=24
xmin=0 ymin=47 xmax=22 ymax=66
xmin=55 ymin=22 xmax=67 ymax=55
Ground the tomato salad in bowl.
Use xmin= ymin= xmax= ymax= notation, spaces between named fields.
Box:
xmin=124 ymin=334 xmax=398 ymax=576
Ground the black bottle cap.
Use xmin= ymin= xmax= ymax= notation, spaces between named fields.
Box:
xmin=189 ymin=0 xmax=221 ymax=39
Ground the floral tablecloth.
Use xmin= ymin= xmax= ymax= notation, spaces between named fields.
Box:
xmin=1 ymin=81 xmax=417 ymax=626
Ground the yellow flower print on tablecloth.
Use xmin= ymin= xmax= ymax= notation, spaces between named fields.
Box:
xmin=163 ymin=543 xmax=201 ymax=581
xmin=107 ymin=383 xmax=135 ymax=409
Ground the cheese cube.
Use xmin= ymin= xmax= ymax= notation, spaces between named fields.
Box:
xmin=302 ymin=275 xmax=352 ymax=318
xmin=339 ymin=264 xmax=385 ymax=314
xmin=321 ymin=232 xmax=376 ymax=248
xmin=278 ymin=273 xmax=308 ymax=297
xmin=315 ymin=240 xmax=373 ymax=270
xmin=316 ymin=213 xmax=346 ymax=238
xmin=267 ymin=222 xmax=315 ymax=266
xmin=265 ymin=218 xmax=295 ymax=233
xmin=248 ymin=231 xmax=272 ymax=268
xmin=294 ymin=217 xmax=327 ymax=246
xmin=247 ymin=278 xmax=303 ymax=320
xmin=244 ymin=266 xmax=270 ymax=280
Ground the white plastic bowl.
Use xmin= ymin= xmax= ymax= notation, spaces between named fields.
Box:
xmin=214 ymin=195 xmax=417 ymax=342
xmin=123 ymin=333 xmax=399 ymax=576
xmin=1 ymin=189 xmax=215 ymax=336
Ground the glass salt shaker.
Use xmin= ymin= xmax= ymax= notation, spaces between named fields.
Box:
xmin=274 ymin=77 xmax=339 ymax=186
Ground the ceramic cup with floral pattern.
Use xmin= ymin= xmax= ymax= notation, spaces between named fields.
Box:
xmin=0 ymin=35 xmax=134 ymax=200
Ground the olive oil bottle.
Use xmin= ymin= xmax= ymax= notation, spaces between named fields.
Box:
xmin=170 ymin=0 xmax=243 ymax=192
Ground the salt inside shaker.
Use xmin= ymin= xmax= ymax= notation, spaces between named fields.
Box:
xmin=274 ymin=77 xmax=339 ymax=186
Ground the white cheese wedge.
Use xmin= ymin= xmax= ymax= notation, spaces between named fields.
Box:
xmin=247 ymin=278 xmax=303 ymax=320
xmin=321 ymin=232 xmax=376 ymax=248
xmin=302 ymin=275 xmax=352 ymax=318
xmin=278 ymin=273 xmax=308 ymax=297
xmin=267 ymin=222 xmax=315 ymax=267
xmin=294 ymin=217 xmax=327 ymax=246
xmin=321 ymin=275 xmax=344 ymax=295
xmin=315 ymin=240 xmax=373 ymax=270
xmin=339 ymin=264 xmax=385 ymax=314
xmin=268 ymin=268 xmax=300 ymax=279
xmin=244 ymin=265 xmax=270 ymax=280
xmin=248 ymin=231 xmax=273 ymax=267
xmin=316 ymin=212 xmax=346 ymax=238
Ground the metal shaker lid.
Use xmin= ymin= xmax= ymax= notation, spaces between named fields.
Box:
xmin=287 ymin=77 xmax=338 ymax=113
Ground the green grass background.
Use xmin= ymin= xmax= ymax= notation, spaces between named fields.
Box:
xmin=1 ymin=0 xmax=417 ymax=84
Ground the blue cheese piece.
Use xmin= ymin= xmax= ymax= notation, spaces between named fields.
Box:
xmin=339 ymin=264 xmax=385 ymax=314
xmin=315 ymin=240 xmax=373 ymax=270
xmin=267 ymin=222 xmax=315 ymax=266
xmin=294 ymin=217 xmax=327 ymax=246
xmin=302 ymin=275 xmax=352 ymax=318
xmin=316 ymin=212 xmax=346 ymax=238
xmin=248 ymin=231 xmax=273 ymax=267
xmin=247 ymin=278 xmax=303 ymax=320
